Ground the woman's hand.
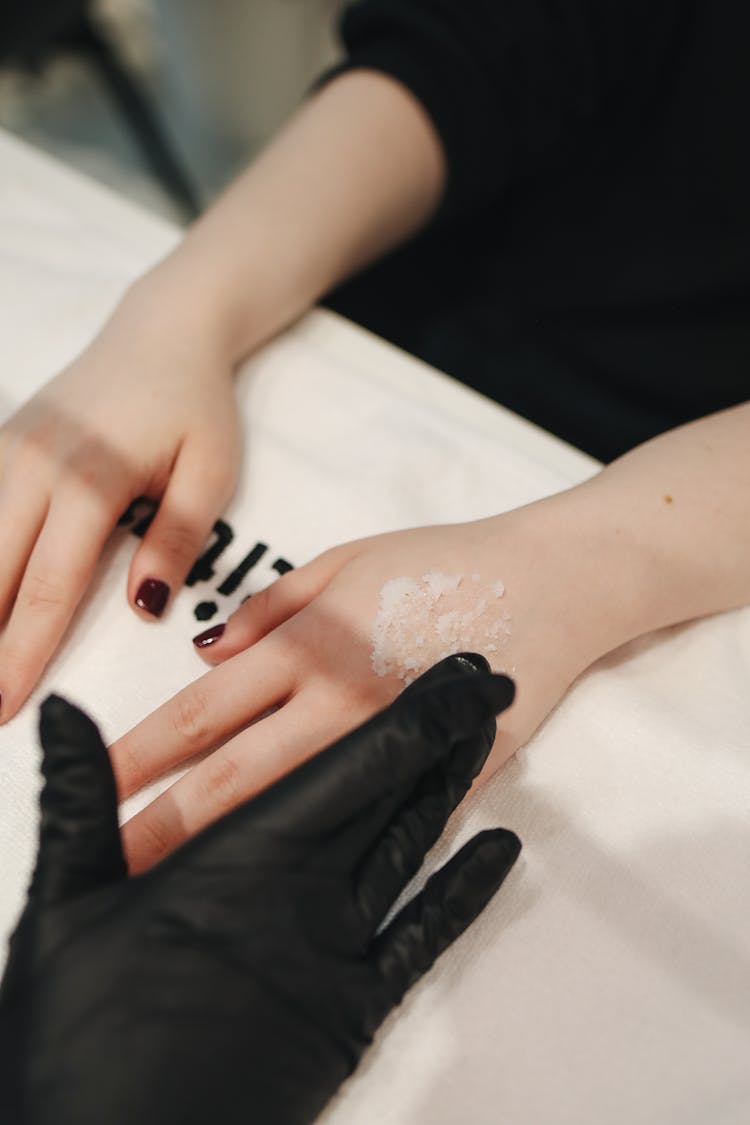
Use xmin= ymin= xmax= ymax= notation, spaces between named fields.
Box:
xmin=0 ymin=286 xmax=241 ymax=721
xmin=112 ymin=497 xmax=622 ymax=874
xmin=113 ymin=399 xmax=750 ymax=874
xmin=0 ymin=68 xmax=449 ymax=726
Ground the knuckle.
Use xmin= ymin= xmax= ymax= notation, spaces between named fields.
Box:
xmin=197 ymin=753 xmax=242 ymax=817
xmin=251 ymin=583 xmax=276 ymax=625
xmin=169 ymin=686 xmax=213 ymax=749
xmin=263 ymin=571 xmax=297 ymax=618
xmin=20 ymin=570 xmax=66 ymax=612
xmin=155 ymin=522 xmax=201 ymax=565
xmin=134 ymin=813 xmax=174 ymax=867
xmin=111 ymin=739 xmax=142 ymax=798
xmin=63 ymin=479 xmax=125 ymax=529
xmin=11 ymin=427 xmax=55 ymax=473
xmin=320 ymin=667 xmax=389 ymax=718
xmin=65 ymin=452 xmax=119 ymax=500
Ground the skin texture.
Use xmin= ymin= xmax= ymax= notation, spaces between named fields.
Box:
xmin=113 ymin=522 xmax=548 ymax=871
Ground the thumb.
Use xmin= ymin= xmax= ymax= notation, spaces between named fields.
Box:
xmin=372 ymin=829 xmax=521 ymax=1019
xmin=31 ymin=695 xmax=127 ymax=903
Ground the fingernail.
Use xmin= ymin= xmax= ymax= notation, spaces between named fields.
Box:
xmin=192 ymin=623 xmax=226 ymax=648
xmin=135 ymin=578 xmax=170 ymax=618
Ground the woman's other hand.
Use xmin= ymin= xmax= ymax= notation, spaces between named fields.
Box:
xmin=0 ymin=282 xmax=241 ymax=721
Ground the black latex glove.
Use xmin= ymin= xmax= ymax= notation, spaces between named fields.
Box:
xmin=0 ymin=654 xmax=520 ymax=1125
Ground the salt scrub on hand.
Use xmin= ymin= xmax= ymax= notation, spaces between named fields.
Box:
xmin=370 ymin=572 xmax=511 ymax=685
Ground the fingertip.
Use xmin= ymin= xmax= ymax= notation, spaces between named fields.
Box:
xmin=128 ymin=450 xmax=236 ymax=621
xmin=478 ymin=826 xmax=522 ymax=868
xmin=447 ymin=656 xmax=514 ymax=714
xmin=455 ymin=828 xmax=522 ymax=908
xmin=406 ymin=663 xmax=515 ymax=753
xmin=399 ymin=653 xmax=487 ymax=703
xmin=192 ymin=622 xmax=227 ymax=662
xmin=38 ymin=693 xmax=70 ymax=742
xmin=482 ymin=672 xmax=516 ymax=714
xmin=0 ymin=686 xmax=25 ymax=726
xmin=38 ymin=692 xmax=102 ymax=748
xmin=192 ymin=596 xmax=265 ymax=662
xmin=452 ymin=669 xmax=515 ymax=725
xmin=39 ymin=692 xmax=70 ymax=722
xmin=452 ymin=652 xmax=491 ymax=675
xmin=373 ymin=826 xmax=522 ymax=1008
xmin=133 ymin=577 xmax=171 ymax=619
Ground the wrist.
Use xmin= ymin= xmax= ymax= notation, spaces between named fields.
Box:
xmin=120 ymin=257 xmax=247 ymax=366
xmin=486 ymin=481 xmax=655 ymax=677
xmin=117 ymin=68 xmax=446 ymax=369
xmin=512 ymin=477 xmax=664 ymax=665
xmin=125 ymin=228 xmax=317 ymax=369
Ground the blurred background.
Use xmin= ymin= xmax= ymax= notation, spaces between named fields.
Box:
xmin=0 ymin=0 xmax=345 ymax=223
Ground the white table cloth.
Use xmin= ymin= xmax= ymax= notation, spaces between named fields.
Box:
xmin=0 ymin=128 xmax=748 ymax=1124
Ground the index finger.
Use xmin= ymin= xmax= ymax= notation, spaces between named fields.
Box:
xmin=0 ymin=488 xmax=116 ymax=721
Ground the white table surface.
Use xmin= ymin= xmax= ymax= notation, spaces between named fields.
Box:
xmin=0 ymin=128 xmax=748 ymax=1124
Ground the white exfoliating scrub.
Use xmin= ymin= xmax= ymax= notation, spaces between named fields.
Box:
xmin=370 ymin=571 xmax=511 ymax=685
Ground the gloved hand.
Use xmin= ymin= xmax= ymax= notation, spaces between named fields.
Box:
xmin=0 ymin=654 xmax=520 ymax=1125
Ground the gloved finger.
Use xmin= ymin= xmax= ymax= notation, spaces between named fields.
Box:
xmin=31 ymin=695 xmax=127 ymax=903
xmin=225 ymin=663 xmax=514 ymax=854
xmin=371 ymin=828 xmax=521 ymax=1019
xmin=314 ymin=656 xmax=502 ymax=887
xmin=397 ymin=651 xmax=491 ymax=701
xmin=128 ymin=442 xmax=236 ymax=620
xmin=0 ymin=486 xmax=118 ymax=722
xmin=169 ymin=661 xmax=509 ymax=882
xmin=352 ymin=707 xmax=496 ymax=932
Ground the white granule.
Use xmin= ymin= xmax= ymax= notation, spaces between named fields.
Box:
xmin=435 ymin=610 xmax=459 ymax=644
xmin=423 ymin=571 xmax=462 ymax=597
xmin=370 ymin=571 xmax=512 ymax=685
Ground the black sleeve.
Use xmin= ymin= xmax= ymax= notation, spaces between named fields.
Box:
xmin=325 ymin=0 xmax=686 ymax=218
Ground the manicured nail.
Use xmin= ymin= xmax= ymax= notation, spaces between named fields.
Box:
xmin=135 ymin=578 xmax=170 ymax=618
xmin=192 ymin=623 xmax=226 ymax=649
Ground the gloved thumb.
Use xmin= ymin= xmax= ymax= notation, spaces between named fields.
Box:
xmin=30 ymin=695 xmax=127 ymax=903
xmin=372 ymin=828 xmax=521 ymax=1019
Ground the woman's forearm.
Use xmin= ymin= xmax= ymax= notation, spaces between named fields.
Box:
xmin=543 ymin=401 xmax=750 ymax=668
xmin=125 ymin=69 xmax=447 ymax=363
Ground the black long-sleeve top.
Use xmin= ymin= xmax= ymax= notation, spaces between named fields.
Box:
xmin=323 ymin=0 xmax=750 ymax=461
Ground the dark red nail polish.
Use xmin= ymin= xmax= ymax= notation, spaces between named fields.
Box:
xmin=192 ymin=623 xmax=226 ymax=648
xmin=135 ymin=578 xmax=170 ymax=618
